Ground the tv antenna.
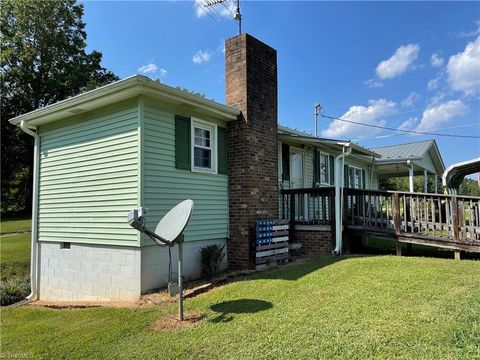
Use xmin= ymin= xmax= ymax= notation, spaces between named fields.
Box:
xmin=204 ymin=0 xmax=242 ymax=35
xmin=127 ymin=200 xmax=194 ymax=321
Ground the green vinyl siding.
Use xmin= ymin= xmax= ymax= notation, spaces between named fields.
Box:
xmin=37 ymin=104 xmax=139 ymax=247
xmin=142 ymin=103 xmax=228 ymax=245
xmin=278 ymin=142 xmax=378 ymax=190
xmin=415 ymin=153 xmax=436 ymax=174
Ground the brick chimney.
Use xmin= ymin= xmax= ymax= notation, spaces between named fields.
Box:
xmin=225 ymin=34 xmax=279 ymax=269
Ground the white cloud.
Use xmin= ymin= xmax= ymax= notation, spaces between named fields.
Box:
xmin=427 ymin=77 xmax=440 ymax=91
xmin=321 ymin=99 xmax=396 ymax=138
xmin=447 ymin=35 xmax=480 ymax=96
xmin=398 ymin=117 xmax=417 ymax=130
xmin=137 ymin=61 xmax=167 ymax=81
xmin=376 ymin=44 xmax=420 ymax=79
xmin=192 ymin=49 xmax=212 ymax=64
xmin=416 ymin=100 xmax=469 ymax=132
xmin=364 ymin=79 xmax=383 ymax=88
xmin=138 ymin=63 xmax=158 ymax=74
xmin=457 ymin=20 xmax=480 ymax=38
xmin=194 ymin=0 xmax=236 ymax=19
xmin=401 ymin=92 xmax=420 ymax=108
xmin=429 ymin=91 xmax=448 ymax=106
xmin=430 ymin=53 xmax=444 ymax=67
xmin=158 ymin=68 xmax=168 ymax=79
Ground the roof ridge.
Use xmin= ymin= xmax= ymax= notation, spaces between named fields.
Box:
xmin=370 ymin=139 xmax=434 ymax=149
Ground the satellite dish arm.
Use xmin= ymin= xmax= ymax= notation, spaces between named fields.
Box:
xmin=144 ymin=228 xmax=171 ymax=247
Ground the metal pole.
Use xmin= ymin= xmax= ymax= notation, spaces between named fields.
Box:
xmin=424 ymin=169 xmax=428 ymax=193
xmin=408 ymin=161 xmax=414 ymax=193
xmin=314 ymin=104 xmax=320 ymax=137
xmin=236 ymin=0 xmax=241 ymax=35
xmin=178 ymin=235 xmax=184 ymax=321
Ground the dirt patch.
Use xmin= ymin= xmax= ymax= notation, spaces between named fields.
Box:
xmin=151 ymin=312 xmax=206 ymax=331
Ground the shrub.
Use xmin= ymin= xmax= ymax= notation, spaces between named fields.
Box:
xmin=0 ymin=278 xmax=30 ymax=306
xmin=200 ymin=244 xmax=226 ymax=279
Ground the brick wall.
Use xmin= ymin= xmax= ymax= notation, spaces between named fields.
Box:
xmin=225 ymin=34 xmax=278 ymax=269
xmin=295 ymin=229 xmax=334 ymax=256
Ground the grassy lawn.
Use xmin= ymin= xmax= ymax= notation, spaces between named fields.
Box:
xmin=1 ymin=218 xmax=32 ymax=234
xmin=1 ymin=256 xmax=479 ymax=359
xmin=0 ymin=233 xmax=31 ymax=281
xmin=0 ymin=219 xmax=31 ymax=305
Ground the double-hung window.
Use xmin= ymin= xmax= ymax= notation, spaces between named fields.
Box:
xmin=348 ymin=166 xmax=363 ymax=189
xmin=192 ymin=119 xmax=217 ymax=173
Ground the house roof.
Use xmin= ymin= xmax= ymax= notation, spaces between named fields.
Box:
xmin=370 ymin=139 xmax=446 ymax=175
xmin=442 ymin=157 xmax=480 ymax=190
xmin=9 ymin=75 xmax=240 ymax=127
xmin=278 ymin=125 xmax=380 ymax=158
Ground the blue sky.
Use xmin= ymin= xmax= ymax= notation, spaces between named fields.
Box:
xmin=83 ymin=1 xmax=480 ymax=168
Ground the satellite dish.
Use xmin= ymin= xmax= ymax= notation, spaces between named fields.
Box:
xmin=154 ymin=199 xmax=194 ymax=245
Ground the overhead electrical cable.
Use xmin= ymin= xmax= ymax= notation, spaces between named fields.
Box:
xmin=320 ymin=113 xmax=480 ymax=139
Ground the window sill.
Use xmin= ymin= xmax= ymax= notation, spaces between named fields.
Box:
xmin=192 ymin=167 xmax=217 ymax=175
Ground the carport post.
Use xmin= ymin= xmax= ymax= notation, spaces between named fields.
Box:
xmin=408 ymin=161 xmax=414 ymax=193
xmin=424 ymin=170 xmax=428 ymax=193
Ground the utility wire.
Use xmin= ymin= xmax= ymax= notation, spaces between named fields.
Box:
xmin=321 ymin=113 xmax=480 ymax=139
xmin=193 ymin=0 xmax=218 ymax=22
xmin=352 ymin=123 xmax=480 ymax=142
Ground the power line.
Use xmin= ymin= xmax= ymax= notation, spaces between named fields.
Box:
xmin=320 ymin=113 xmax=480 ymax=139
xmin=352 ymin=123 xmax=480 ymax=142
xmin=193 ymin=0 xmax=218 ymax=22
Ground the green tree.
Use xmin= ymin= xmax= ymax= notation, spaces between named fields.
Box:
xmin=458 ymin=178 xmax=480 ymax=197
xmin=1 ymin=0 xmax=118 ymax=215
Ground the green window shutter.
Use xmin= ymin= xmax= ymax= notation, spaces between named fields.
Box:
xmin=362 ymin=169 xmax=366 ymax=189
xmin=344 ymin=165 xmax=349 ymax=188
xmin=313 ymin=149 xmax=319 ymax=187
xmin=218 ymin=127 xmax=227 ymax=174
xmin=175 ymin=115 xmax=191 ymax=170
xmin=329 ymin=155 xmax=335 ymax=185
xmin=282 ymin=143 xmax=290 ymax=181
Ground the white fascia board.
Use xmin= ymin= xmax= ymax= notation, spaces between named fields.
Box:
xmin=9 ymin=75 xmax=240 ymax=127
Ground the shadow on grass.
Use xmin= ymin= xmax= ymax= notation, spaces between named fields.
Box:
xmin=256 ymin=256 xmax=346 ymax=281
xmin=209 ymin=299 xmax=273 ymax=323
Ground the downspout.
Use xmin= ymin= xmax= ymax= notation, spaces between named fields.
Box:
xmin=333 ymin=144 xmax=351 ymax=255
xmin=20 ymin=120 xmax=40 ymax=300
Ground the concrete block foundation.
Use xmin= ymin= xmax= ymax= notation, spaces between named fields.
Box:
xmin=38 ymin=238 xmax=227 ymax=302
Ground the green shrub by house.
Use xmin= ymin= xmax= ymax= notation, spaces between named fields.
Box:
xmin=199 ymin=244 xmax=225 ymax=279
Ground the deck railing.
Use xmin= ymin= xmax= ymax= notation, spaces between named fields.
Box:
xmin=343 ymin=188 xmax=480 ymax=243
xmin=280 ymin=187 xmax=335 ymax=226
xmin=280 ymin=187 xmax=480 ymax=249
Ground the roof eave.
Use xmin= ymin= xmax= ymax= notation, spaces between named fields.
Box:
xmin=9 ymin=75 xmax=240 ymax=127
xmin=278 ymin=130 xmax=380 ymax=158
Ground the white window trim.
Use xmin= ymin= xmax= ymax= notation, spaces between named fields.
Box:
xmin=319 ymin=151 xmax=331 ymax=186
xmin=191 ymin=117 xmax=218 ymax=174
xmin=348 ymin=165 xmax=363 ymax=189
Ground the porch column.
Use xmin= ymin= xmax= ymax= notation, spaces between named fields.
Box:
xmin=424 ymin=169 xmax=428 ymax=193
xmin=434 ymin=174 xmax=438 ymax=193
xmin=408 ymin=162 xmax=414 ymax=193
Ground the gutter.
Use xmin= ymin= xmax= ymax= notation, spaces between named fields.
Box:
xmin=333 ymin=144 xmax=352 ymax=255
xmin=20 ymin=121 xmax=40 ymax=300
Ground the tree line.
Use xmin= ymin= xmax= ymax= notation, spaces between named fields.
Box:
xmin=1 ymin=0 xmax=118 ymax=216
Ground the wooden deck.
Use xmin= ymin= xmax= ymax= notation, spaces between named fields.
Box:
xmin=280 ymin=187 xmax=480 ymax=254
